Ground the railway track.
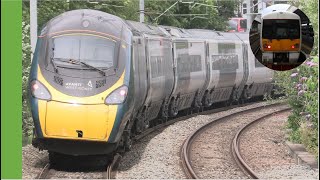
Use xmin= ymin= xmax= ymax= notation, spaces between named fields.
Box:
xmin=231 ymin=108 xmax=291 ymax=179
xmin=36 ymin=154 xmax=122 ymax=179
xmin=133 ymin=100 xmax=264 ymax=142
xmin=102 ymin=154 xmax=122 ymax=179
xmin=36 ymin=163 xmax=51 ymax=179
xmin=34 ymin=99 xmax=283 ymax=179
xmin=180 ymin=103 xmax=290 ymax=179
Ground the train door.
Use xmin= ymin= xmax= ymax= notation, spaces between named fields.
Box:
xmin=132 ymin=36 xmax=148 ymax=111
xmin=144 ymin=35 xmax=174 ymax=120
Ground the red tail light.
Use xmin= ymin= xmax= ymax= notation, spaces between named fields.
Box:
xmin=292 ymin=44 xmax=299 ymax=49
xmin=267 ymin=45 xmax=271 ymax=49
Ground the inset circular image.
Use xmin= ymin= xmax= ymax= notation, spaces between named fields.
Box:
xmin=249 ymin=4 xmax=314 ymax=71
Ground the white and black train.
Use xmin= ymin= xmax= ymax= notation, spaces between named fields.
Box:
xmin=30 ymin=9 xmax=274 ymax=156
xmin=128 ymin=23 xmax=274 ymax=130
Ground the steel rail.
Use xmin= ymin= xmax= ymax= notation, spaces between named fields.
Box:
xmin=180 ymin=102 xmax=287 ymax=179
xmin=36 ymin=163 xmax=51 ymax=179
xmin=103 ymin=153 xmax=122 ymax=179
xmin=231 ymin=108 xmax=291 ymax=179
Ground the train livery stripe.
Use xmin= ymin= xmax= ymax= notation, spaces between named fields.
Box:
xmin=29 ymin=39 xmax=43 ymax=138
xmin=261 ymin=39 xmax=301 ymax=52
xmin=108 ymin=36 xmax=133 ymax=142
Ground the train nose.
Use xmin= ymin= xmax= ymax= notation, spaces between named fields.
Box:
xmin=45 ymin=101 xmax=111 ymax=141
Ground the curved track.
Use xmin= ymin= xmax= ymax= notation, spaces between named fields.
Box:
xmin=133 ymin=101 xmax=262 ymax=142
xmin=34 ymin=100 xmax=283 ymax=179
xmin=180 ymin=103 xmax=289 ymax=179
xmin=231 ymin=108 xmax=291 ymax=179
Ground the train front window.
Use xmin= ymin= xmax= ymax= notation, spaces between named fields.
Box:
xmin=51 ymin=35 xmax=116 ymax=69
xmin=240 ymin=19 xmax=247 ymax=29
xmin=262 ymin=19 xmax=300 ymax=39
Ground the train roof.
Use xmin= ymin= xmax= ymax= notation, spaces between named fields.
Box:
xmin=40 ymin=9 xmax=128 ymax=40
xmin=125 ymin=20 xmax=246 ymax=42
xmin=261 ymin=4 xmax=310 ymax=24
xmin=41 ymin=9 xmax=248 ymax=42
xmin=261 ymin=4 xmax=297 ymax=16
xmin=125 ymin=20 xmax=170 ymax=37
xmin=262 ymin=11 xmax=300 ymax=20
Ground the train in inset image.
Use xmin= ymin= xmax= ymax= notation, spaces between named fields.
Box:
xmin=249 ymin=4 xmax=314 ymax=71
xmin=261 ymin=11 xmax=301 ymax=65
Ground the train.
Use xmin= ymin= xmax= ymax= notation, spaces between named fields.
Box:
xmin=260 ymin=11 xmax=301 ymax=65
xmin=29 ymin=9 xmax=274 ymax=160
xmin=257 ymin=4 xmax=314 ymax=70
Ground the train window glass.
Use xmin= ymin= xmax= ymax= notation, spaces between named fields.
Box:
xmin=177 ymin=54 xmax=188 ymax=73
xmin=189 ymin=55 xmax=202 ymax=72
xmin=176 ymin=42 xmax=188 ymax=49
xmin=52 ymin=35 xmax=115 ymax=68
xmin=262 ymin=19 xmax=300 ymax=39
xmin=150 ymin=56 xmax=165 ymax=78
xmin=176 ymin=53 xmax=202 ymax=72
xmin=218 ymin=43 xmax=236 ymax=54
xmin=240 ymin=19 xmax=247 ymax=29
xmin=211 ymin=55 xmax=239 ymax=70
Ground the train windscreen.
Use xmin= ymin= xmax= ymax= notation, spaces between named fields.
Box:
xmin=262 ymin=19 xmax=300 ymax=39
xmin=51 ymin=35 xmax=116 ymax=68
xmin=240 ymin=19 xmax=247 ymax=29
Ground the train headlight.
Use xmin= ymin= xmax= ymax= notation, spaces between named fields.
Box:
xmin=30 ymin=80 xmax=52 ymax=100
xmin=105 ymin=85 xmax=128 ymax=105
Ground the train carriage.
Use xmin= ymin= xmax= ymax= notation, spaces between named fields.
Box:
xmin=29 ymin=9 xmax=274 ymax=159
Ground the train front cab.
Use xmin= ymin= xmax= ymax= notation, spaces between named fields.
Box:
xmin=29 ymin=10 xmax=134 ymax=156
xmin=260 ymin=11 xmax=301 ymax=66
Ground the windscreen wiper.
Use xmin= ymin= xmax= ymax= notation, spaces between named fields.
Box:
xmin=51 ymin=58 xmax=106 ymax=76
xmin=69 ymin=59 xmax=106 ymax=76
xmin=50 ymin=57 xmax=59 ymax=73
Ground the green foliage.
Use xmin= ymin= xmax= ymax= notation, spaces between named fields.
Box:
xmin=146 ymin=0 xmax=234 ymax=30
xmin=37 ymin=0 xmax=69 ymax=30
xmin=22 ymin=19 xmax=32 ymax=138
xmin=274 ymin=57 xmax=318 ymax=157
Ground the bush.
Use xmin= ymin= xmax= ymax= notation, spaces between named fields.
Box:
xmin=22 ymin=21 xmax=33 ymax=143
xmin=274 ymin=57 xmax=318 ymax=158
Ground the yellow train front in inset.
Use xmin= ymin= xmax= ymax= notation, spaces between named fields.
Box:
xmin=260 ymin=11 xmax=301 ymax=65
